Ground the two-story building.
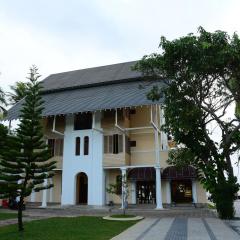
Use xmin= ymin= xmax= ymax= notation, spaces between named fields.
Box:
xmin=7 ymin=61 xmax=207 ymax=208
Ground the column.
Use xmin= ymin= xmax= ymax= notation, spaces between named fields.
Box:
xmin=131 ymin=182 xmax=136 ymax=204
xmin=121 ymin=167 xmax=127 ymax=209
xmin=166 ymin=180 xmax=171 ymax=204
xmin=30 ymin=190 xmax=36 ymax=202
xmin=41 ymin=178 xmax=48 ymax=208
xmin=49 ymin=178 xmax=53 ymax=202
xmin=192 ymin=180 xmax=197 ymax=203
xmin=155 ymin=166 xmax=163 ymax=209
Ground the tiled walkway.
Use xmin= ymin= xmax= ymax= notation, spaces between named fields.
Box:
xmin=111 ymin=217 xmax=240 ymax=240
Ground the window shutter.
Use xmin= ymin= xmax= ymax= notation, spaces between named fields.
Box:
xmin=118 ymin=135 xmax=123 ymax=153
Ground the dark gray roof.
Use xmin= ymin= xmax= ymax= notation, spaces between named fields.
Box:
xmin=41 ymin=61 xmax=141 ymax=92
xmin=6 ymin=80 xmax=164 ymax=120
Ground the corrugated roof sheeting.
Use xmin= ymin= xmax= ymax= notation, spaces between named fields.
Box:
xmin=6 ymin=81 xmax=164 ymax=120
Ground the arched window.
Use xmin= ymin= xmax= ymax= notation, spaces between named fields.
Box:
xmin=75 ymin=137 xmax=80 ymax=155
xmin=84 ymin=136 xmax=89 ymax=155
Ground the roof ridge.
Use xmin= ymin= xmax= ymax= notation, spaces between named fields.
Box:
xmin=46 ymin=60 xmax=139 ymax=77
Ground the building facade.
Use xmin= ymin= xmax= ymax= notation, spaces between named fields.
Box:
xmin=7 ymin=61 xmax=207 ymax=208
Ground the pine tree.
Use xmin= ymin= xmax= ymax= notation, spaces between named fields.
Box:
xmin=0 ymin=66 xmax=56 ymax=231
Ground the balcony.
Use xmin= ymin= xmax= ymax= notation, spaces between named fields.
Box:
xmin=48 ymin=138 xmax=64 ymax=170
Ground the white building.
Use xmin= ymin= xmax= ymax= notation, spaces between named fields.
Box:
xmin=7 ymin=61 xmax=207 ymax=208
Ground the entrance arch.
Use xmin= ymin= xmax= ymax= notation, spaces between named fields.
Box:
xmin=162 ymin=166 xmax=197 ymax=203
xmin=76 ymin=172 xmax=88 ymax=204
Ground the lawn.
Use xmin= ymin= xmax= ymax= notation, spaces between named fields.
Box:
xmin=0 ymin=212 xmax=17 ymax=220
xmin=0 ymin=216 xmax=138 ymax=240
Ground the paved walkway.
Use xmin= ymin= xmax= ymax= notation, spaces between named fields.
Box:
xmin=112 ymin=217 xmax=240 ymax=240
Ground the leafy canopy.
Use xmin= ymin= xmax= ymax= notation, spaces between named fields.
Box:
xmin=134 ymin=27 xmax=240 ymax=219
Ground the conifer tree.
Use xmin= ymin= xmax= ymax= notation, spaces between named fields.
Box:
xmin=0 ymin=66 xmax=56 ymax=231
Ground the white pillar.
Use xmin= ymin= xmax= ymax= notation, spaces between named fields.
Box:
xmin=131 ymin=182 xmax=136 ymax=204
xmin=41 ymin=178 xmax=48 ymax=208
xmin=103 ymin=169 xmax=106 ymax=205
xmin=155 ymin=166 xmax=163 ymax=209
xmin=166 ymin=180 xmax=171 ymax=204
xmin=49 ymin=178 xmax=53 ymax=202
xmin=30 ymin=190 xmax=36 ymax=202
xmin=192 ymin=180 xmax=197 ymax=203
xmin=121 ymin=167 xmax=127 ymax=209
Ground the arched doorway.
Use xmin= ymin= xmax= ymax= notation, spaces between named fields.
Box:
xmin=76 ymin=172 xmax=88 ymax=204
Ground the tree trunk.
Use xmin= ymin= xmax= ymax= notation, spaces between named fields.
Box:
xmin=18 ymin=197 xmax=24 ymax=231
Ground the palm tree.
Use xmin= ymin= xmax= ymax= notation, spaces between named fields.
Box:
xmin=8 ymin=81 xmax=28 ymax=105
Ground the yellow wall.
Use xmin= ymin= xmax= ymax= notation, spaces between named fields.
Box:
xmin=51 ymin=172 xmax=62 ymax=203
xmin=196 ymin=181 xmax=207 ymax=203
xmin=129 ymin=106 xmax=151 ymax=127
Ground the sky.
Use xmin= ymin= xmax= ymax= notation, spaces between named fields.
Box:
xmin=0 ymin=0 xmax=240 ymax=92
xmin=1 ymin=0 xmax=240 ymax=180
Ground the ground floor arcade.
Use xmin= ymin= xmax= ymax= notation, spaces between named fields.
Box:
xmin=27 ymin=166 xmax=207 ymax=208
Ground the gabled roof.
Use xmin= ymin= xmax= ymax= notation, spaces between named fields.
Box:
xmin=6 ymin=61 xmax=164 ymax=120
xmin=41 ymin=61 xmax=141 ymax=93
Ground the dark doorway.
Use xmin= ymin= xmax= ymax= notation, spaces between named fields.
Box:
xmin=76 ymin=172 xmax=88 ymax=204
xmin=171 ymin=180 xmax=192 ymax=203
xmin=136 ymin=181 xmax=156 ymax=204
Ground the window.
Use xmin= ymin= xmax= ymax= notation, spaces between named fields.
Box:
xmin=48 ymin=139 xmax=55 ymax=157
xmin=130 ymin=109 xmax=136 ymax=114
xmin=75 ymin=137 xmax=80 ymax=156
xmin=104 ymin=134 xmax=123 ymax=154
xmin=130 ymin=140 xmax=136 ymax=147
xmin=74 ymin=113 xmax=92 ymax=130
xmin=84 ymin=136 xmax=89 ymax=155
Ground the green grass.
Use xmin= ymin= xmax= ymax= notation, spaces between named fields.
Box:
xmin=0 ymin=216 xmax=138 ymax=240
xmin=0 ymin=212 xmax=17 ymax=220
xmin=110 ymin=214 xmax=136 ymax=218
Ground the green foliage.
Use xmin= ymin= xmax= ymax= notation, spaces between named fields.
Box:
xmin=7 ymin=81 xmax=29 ymax=105
xmin=134 ymin=27 xmax=240 ymax=219
xmin=0 ymin=87 xmax=7 ymax=114
xmin=0 ymin=66 xmax=56 ymax=231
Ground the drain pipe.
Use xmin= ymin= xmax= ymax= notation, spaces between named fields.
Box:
xmin=150 ymin=105 xmax=161 ymax=134
xmin=115 ymin=109 xmax=125 ymax=133
xmin=52 ymin=116 xmax=64 ymax=136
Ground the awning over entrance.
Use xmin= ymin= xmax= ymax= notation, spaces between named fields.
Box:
xmin=128 ymin=167 xmax=155 ymax=181
xmin=161 ymin=166 xmax=197 ymax=180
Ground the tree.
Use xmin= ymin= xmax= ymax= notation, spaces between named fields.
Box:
xmin=106 ymin=174 xmax=129 ymax=215
xmin=0 ymin=66 xmax=56 ymax=231
xmin=134 ymin=27 xmax=240 ymax=219
xmin=0 ymin=87 xmax=7 ymax=115
xmin=7 ymin=81 xmax=28 ymax=105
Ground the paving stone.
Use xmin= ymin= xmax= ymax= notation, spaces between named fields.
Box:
xmin=205 ymin=218 xmax=240 ymax=240
xmin=188 ymin=218 xmax=211 ymax=240
xmin=164 ymin=217 xmax=188 ymax=240
xmin=111 ymin=218 xmax=158 ymax=240
xmin=140 ymin=218 xmax=174 ymax=240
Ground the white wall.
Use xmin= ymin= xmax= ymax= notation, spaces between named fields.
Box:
xmin=61 ymin=112 xmax=104 ymax=206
